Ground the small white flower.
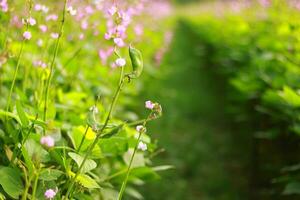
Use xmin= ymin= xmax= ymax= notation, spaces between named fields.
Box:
xmin=136 ymin=125 xmax=145 ymax=133
xmin=115 ymin=58 xmax=126 ymax=67
xmin=67 ymin=6 xmax=77 ymax=16
xmin=138 ymin=141 xmax=147 ymax=151
xmin=51 ymin=32 xmax=59 ymax=39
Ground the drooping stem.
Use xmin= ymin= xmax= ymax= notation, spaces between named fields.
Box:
xmin=64 ymin=70 xmax=127 ymax=199
xmin=43 ymin=0 xmax=68 ymax=122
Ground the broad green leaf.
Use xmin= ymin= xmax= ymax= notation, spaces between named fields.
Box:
xmin=283 ymin=181 xmax=300 ymax=195
xmin=68 ymin=152 xmax=97 ymax=173
xmin=16 ymin=101 xmax=29 ymax=127
xmin=100 ymin=137 xmax=128 ymax=156
xmin=0 ymin=167 xmax=24 ymax=199
xmin=76 ymin=174 xmax=100 ymax=189
xmin=21 ymin=146 xmax=35 ymax=175
xmin=39 ymin=169 xmax=64 ymax=181
xmin=280 ymin=86 xmax=300 ymax=107
xmin=123 ymin=151 xmax=145 ymax=168
xmin=24 ymin=139 xmax=50 ymax=163
xmin=131 ymin=167 xmax=160 ymax=181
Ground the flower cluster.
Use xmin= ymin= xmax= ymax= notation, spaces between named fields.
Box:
xmin=0 ymin=0 xmax=8 ymax=12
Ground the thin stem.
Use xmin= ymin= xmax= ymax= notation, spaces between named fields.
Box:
xmin=64 ymin=70 xmax=127 ymax=200
xmin=31 ymin=167 xmax=40 ymax=200
xmin=5 ymin=41 xmax=25 ymax=121
xmin=77 ymin=126 xmax=90 ymax=153
xmin=5 ymin=0 xmax=32 ymax=122
xmin=117 ymin=114 xmax=151 ymax=200
xmin=43 ymin=0 xmax=68 ymax=122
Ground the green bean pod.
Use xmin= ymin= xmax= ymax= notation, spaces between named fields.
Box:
xmin=129 ymin=46 xmax=143 ymax=78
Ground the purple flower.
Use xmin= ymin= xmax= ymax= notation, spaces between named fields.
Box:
xmin=44 ymin=188 xmax=57 ymax=199
xmin=0 ymin=0 xmax=8 ymax=12
xmin=115 ymin=58 xmax=126 ymax=67
xmin=40 ymin=135 xmax=55 ymax=148
xmin=114 ymin=37 xmax=125 ymax=47
xmin=39 ymin=25 xmax=47 ymax=32
xmin=145 ymin=100 xmax=155 ymax=110
xmin=28 ymin=17 xmax=36 ymax=26
xmin=23 ymin=31 xmax=32 ymax=40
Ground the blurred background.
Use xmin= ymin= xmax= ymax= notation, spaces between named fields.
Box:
xmin=135 ymin=0 xmax=300 ymax=199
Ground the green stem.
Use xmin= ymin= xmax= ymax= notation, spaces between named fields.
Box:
xmin=43 ymin=0 xmax=68 ymax=122
xmin=31 ymin=167 xmax=40 ymax=200
xmin=64 ymin=70 xmax=127 ymax=200
xmin=5 ymin=0 xmax=32 ymax=122
xmin=117 ymin=114 xmax=151 ymax=200
xmin=77 ymin=126 xmax=90 ymax=153
xmin=5 ymin=40 xmax=25 ymax=120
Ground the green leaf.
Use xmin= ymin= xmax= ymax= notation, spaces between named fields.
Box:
xmin=280 ymin=86 xmax=300 ymax=107
xmin=100 ymin=137 xmax=128 ymax=156
xmin=131 ymin=167 xmax=160 ymax=182
xmin=152 ymin=165 xmax=175 ymax=172
xmin=68 ymin=152 xmax=97 ymax=173
xmin=16 ymin=101 xmax=29 ymax=127
xmin=39 ymin=169 xmax=64 ymax=181
xmin=77 ymin=174 xmax=100 ymax=189
xmin=102 ymin=124 xmax=124 ymax=139
xmin=24 ymin=139 xmax=50 ymax=163
xmin=283 ymin=181 xmax=300 ymax=195
xmin=0 ymin=167 xmax=24 ymax=199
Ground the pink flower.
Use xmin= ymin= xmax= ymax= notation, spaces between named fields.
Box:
xmin=81 ymin=20 xmax=88 ymax=30
xmin=28 ymin=17 xmax=36 ymax=26
xmin=107 ymin=5 xmax=117 ymax=15
xmin=115 ymin=58 xmax=126 ymax=67
xmin=33 ymin=60 xmax=47 ymax=68
xmin=23 ymin=31 xmax=32 ymax=40
xmin=116 ymin=25 xmax=126 ymax=36
xmin=0 ymin=0 xmax=8 ymax=12
xmin=259 ymin=0 xmax=271 ymax=7
xmin=104 ymin=32 xmax=112 ymax=40
xmin=85 ymin=6 xmax=94 ymax=14
xmin=98 ymin=47 xmax=113 ymax=65
xmin=145 ymin=100 xmax=155 ymax=110
xmin=79 ymin=33 xmax=84 ymax=40
xmin=46 ymin=14 xmax=58 ymax=21
xmin=40 ymin=135 xmax=55 ymax=148
xmin=134 ymin=24 xmax=144 ymax=36
xmin=51 ymin=32 xmax=59 ymax=39
xmin=44 ymin=188 xmax=57 ymax=199
xmin=39 ymin=24 xmax=47 ymax=32
xmin=114 ymin=37 xmax=125 ymax=47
